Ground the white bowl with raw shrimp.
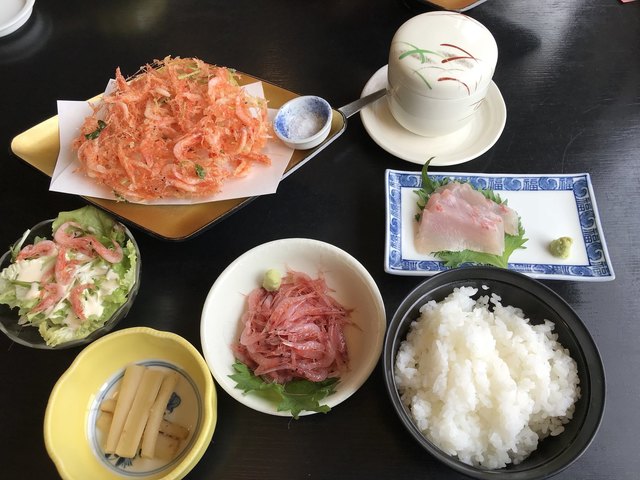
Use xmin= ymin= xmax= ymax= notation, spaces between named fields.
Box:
xmin=200 ymin=238 xmax=386 ymax=417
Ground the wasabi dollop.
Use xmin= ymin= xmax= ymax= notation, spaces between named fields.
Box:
xmin=548 ymin=237 xmax=573 ymax=259
xmin=262 ymin=269 xmax=282 ymax=291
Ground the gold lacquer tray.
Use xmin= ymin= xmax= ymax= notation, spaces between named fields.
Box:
xmin=10 ymin=73 xmax=346 ymax=241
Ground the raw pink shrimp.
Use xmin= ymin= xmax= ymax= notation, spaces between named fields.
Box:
xmin=54 ymin=222 xmax=93 ymax=255
xmin=70 ymin=283 xmax=94 ymax=322
xmin=54 ymin=221 xmax=123 ymax=263
xmin=88 ymin=236 xmax=123 ymax=264
xmin=233 ymin=270 xmax=352 ymax=384
xmin=32 ymin=283 xmax=65 ymax=314
xmin=16 ymin=240 xmax=57 ymax=261
xmin=54 ymin=247 xmax=75 ymax=286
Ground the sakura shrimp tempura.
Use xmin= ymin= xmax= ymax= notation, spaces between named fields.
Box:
xmin=73 ymin=56 xmax=271 ymax=202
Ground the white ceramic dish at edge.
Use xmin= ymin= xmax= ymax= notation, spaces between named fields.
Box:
xmin=0 ymin=0 xmax=34 ymax=37
xmin=385 ymin=169 xmax=615 ymax=281
xmin=360 ymin=65 xmax=506 ymax=166
xmin=200 ymin=238 xmax=386 ymax=416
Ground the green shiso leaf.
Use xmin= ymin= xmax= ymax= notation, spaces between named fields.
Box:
xmin=195 ymin=164 xmax=206 ymax=179
xmin=229 ymin=362 xmax=274 ymax=392
xmin=415 ymin=158 xmax=451 ymax=221
xmin=229 ymin=361 xmax=338 ymax=419
xmin=414 ymin=159 xmax=527 ymax=268
xmin=84 ymin=119 xmax=107 ymax=140
xmin=435 ymin=223 xmax=528 ymax=269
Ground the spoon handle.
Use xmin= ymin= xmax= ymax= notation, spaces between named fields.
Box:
xmin=338 ymin=88 xmax=387 ymax=119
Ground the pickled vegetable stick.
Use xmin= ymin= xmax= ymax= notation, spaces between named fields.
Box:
xmin=99 ymin=397 xmax=117 ymax=413
xmin=100 ymin=393 xmax=189 ymax=440
xmin=101 ymin=400 xmax=188 ymax=436
xmin=105 ymin=364 xmax=145 ymax=454
xmin=159 ymin=418 xmax=190 ymax=440
xmin=140 ymin=371 xmax=180 ymax=458
xmin=115 ymin=368 xmax=165 ymax=458
xmin=154 ymin=432 xmax=181 ymax=460
xmin=96 ymin=411 xmax=113 ymax=437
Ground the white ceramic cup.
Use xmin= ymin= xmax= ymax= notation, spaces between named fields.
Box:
xmin=387 ymin=12 xmax=498 ymax=137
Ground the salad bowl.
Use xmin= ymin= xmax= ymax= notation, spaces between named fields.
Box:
xmin=0 ymin=208 xmax=141 ymax=349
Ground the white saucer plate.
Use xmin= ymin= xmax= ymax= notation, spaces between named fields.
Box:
xmin=360 ymin=65 xmax=506 ymax=166
xmin=200 ymin=238 xmax=386 ymax=417
xmin=385 ymin=169 xmax=615 ymax=281
xmin=0 ymin=0 xmax=34 ymax=37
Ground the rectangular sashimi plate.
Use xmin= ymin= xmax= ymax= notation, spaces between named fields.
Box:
xmin=385 ymin=170 xmax=615 ymax=281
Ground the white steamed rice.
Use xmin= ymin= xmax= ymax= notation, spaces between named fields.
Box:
xmin=394 ymin=286 xmax=580 ymax=469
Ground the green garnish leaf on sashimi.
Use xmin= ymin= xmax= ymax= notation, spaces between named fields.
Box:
xmin=416 ymin=158 xmax=509 ymax=214
xmin=436 ymin=223 xmax=528 ymax=269
xmin=229 ymin=361 xmax=339 ymax=419
xmin=414 ymin=159 xmax=527 ymax=269
xmin=415 ymin=157 xmax=450 ymax=218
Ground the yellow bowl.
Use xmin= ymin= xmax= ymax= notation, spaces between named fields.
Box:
xmin=44 ymin=327 xmax=217 ymax=480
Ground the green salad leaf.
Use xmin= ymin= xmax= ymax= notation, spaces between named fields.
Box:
xmin=229 ymin=361 xmax=338 ymax=419
xmin=415 ymin=159 xmax=527 ymax=269
xmin=52 ymin=205 xmax=122 ymax=241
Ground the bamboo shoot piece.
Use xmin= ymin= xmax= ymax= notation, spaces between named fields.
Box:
xmin=100 ymin=396 xmax=189 ymax=440
xmin=159 ymin=419 xmax=190 ymax=440
xmin=105 ymin=364 xmax=145 ymax=454
xmin=96 ymin=411 xmax=114 ymax=449
xmin=154 ymin=431 xmax=181 ymax=460
xmin=96 ymin=411 xmax=180 ymax=460
xmin=99 ymin=398 xmax=117 ymax=413
xmin=115 ymin=368 xmax=165 ymax=458
xmin=140 ymin=371 xmax=180 ymax=458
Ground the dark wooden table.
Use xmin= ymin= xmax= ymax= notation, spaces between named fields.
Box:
xmin=1 ymin=1 xmax=638 ymax=478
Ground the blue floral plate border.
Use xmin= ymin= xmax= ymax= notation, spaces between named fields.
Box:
xmin=385 ymin=169 xmax=615 ymax=281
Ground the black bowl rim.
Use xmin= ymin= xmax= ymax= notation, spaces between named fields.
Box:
xmin=0 ymin=218 xmax=142 ymax=350
xmin=383 ymin=266 xmax=606 ymax=480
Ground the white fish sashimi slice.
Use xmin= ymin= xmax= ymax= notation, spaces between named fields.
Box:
xmin=439 ymin=182 xmax=519 ymax=236
xmin=416 ymin=183 xmax=507 ymax=256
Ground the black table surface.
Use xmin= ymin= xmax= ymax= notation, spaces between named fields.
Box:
xmin=1 ymin=1 xmax=638 ymax=479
